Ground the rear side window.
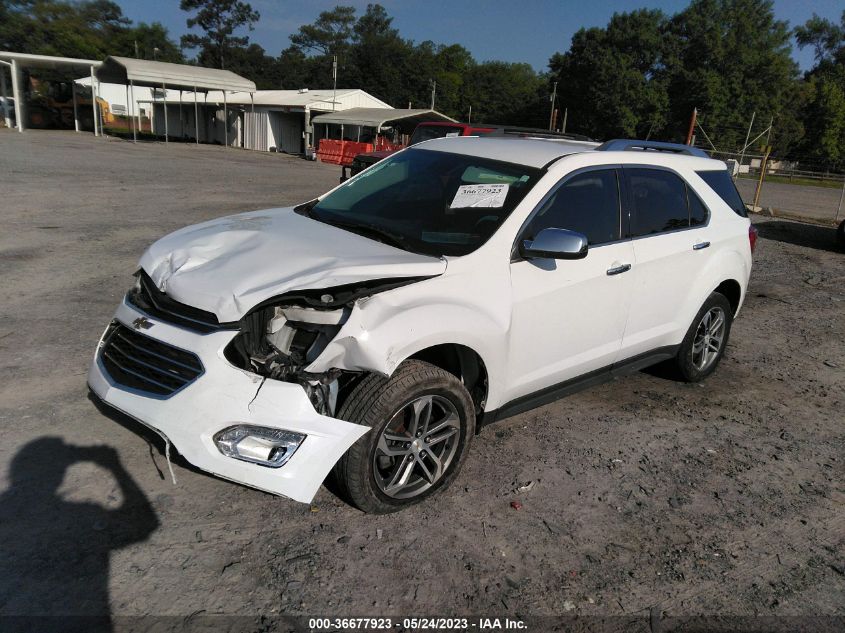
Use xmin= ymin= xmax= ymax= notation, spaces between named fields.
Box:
xmin=627 ymin=169 xmax=690 ymax=236
xmin=697 ymin=169 xmax=748 ymax=217
xmin=688 ymin=189 xmax=708 ymax=227
xmin=524 ymin=169 xmax=621 ymax=245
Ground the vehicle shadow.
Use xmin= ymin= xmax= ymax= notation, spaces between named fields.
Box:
xmin=754 ymin=219 xmax=844 ymax=253
xmin=0 ymin=436 xmax=159 ymax=632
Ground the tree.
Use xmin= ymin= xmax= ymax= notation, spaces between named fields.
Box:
xmin=347 ymin=4 xmax=412 ymax=106
xmin=663 ymin=0 xmax=799 ymax=152
xmin=549 ymin=9 xmax=670 ymax=139
xmin=464 ymin=61 xmax=545 ymax=125
xmin=0 ymin=0 xmax=181 ymax=62
xmin=119 ymin=22 xmax=184 ymax=62
xmin=795 ymin=11 xmax=845 ymax=168
xmin=180 ymin=0 xmax=260 ymax=69
xmin=290 ymin=5 xmax=356 ymax=56
xmin=795 ymin=11 xmax=845 ymax=68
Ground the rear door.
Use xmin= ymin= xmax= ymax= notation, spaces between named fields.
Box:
xmin=619 ymin=167 xmax=712 ymax=359
xmin=507 ymin=168 xmax=635 ymax=401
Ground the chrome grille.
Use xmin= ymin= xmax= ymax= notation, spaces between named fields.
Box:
xmin=99 ymin=322 xmax=203 ymax=397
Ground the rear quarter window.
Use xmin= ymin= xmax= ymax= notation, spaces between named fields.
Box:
xmin=697 ymin=169 xmax=748 ymax=217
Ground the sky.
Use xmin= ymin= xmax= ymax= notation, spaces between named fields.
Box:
xmin=115 ymin=0 xmax=844 ymax=72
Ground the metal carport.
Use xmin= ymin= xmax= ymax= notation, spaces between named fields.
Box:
xmin=311 ymin=107 xmax=454 ymax=142
xmin=95 ymin=56 xmax=256 ymax=145
xmin=0 ymin=51 xmax=103 ymax=134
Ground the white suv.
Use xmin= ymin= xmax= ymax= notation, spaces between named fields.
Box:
xmin=89 ymin=137 xmax=756 ymax=513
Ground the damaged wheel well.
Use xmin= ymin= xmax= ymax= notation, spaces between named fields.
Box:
xmin=408 ymin=344 xmax=489 ymax=414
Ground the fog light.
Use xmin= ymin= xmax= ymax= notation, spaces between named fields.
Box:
xmin=214 ymin=425 xmax=305 ymax=468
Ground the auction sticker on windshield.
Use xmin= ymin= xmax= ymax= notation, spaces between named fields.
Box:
xmin=450 ymin=183 xmax=509 ymax=208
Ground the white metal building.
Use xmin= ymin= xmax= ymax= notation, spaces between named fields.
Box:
xmin=145 ymin=88 xmax=392 ymax=154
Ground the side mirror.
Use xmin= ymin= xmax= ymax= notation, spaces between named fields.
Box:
xmin=519 ymin=228 xmax=589 ymax=260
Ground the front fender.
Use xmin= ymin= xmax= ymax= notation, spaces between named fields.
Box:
xmin=305 ymin=283 xmax=510 ymax=409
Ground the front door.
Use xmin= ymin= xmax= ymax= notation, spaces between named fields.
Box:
xmin=507 ymin=168 xmax=635 ymax=402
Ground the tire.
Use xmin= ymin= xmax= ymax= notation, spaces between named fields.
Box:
xmin=837 ymin=220 xmax=845 ymax=246
xmin=672 ymin=292 xmax=733 ymax=382
xmin=333 ymin=360 xmax=475 ymax=513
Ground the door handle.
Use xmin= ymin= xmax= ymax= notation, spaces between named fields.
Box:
xmin=693 ymin=241 xmax=711 ymax=250
xmin=606 ymin=263 xmax=632 ymax=276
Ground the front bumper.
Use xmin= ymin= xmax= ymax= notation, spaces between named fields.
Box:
xmin=88 ymin=298 xmax=369 ymax=504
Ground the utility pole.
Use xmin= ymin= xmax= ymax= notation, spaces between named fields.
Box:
xmin=468 ymin=105 xmax=472 ymax=123
xmin=332 ymin=55 xmax=338 ymax=111
xmin=562 ymin=108 xmax=568 ymax=134
xmin=548 ymin=81 xmax=558 ymax=130
xmin=430 ymin=79 xmax=436 ymax=110
xmin=134 ymin=40 xmax=140 ymax=59
xmin=685 ymin=107 xmax=697 ymax=145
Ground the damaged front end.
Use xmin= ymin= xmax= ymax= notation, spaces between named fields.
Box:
xmin=223 ymin=277 xmax=429 ymax=416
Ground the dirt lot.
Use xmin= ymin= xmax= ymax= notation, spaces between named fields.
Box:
xmin=0 ymin=130 xmax=843 ymax=630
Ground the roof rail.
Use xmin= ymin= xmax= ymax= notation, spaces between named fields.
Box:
xmin=596 ymin=139 xmax=710 ymax=158
xmin=484 ymin=126 xmax=594 ymax=142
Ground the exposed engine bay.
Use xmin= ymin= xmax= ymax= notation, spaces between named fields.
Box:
xmin=223 ymin=277 xmax=430 ymax=416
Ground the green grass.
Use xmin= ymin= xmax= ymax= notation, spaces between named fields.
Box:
xmin=737 ymin=173 xmax=844 ymax=189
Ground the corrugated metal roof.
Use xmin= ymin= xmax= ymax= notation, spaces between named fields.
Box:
xmin=96 ymin=56 xmax=255 ymax=92
xmin=311 ymin=108 xmax=455 ymax=128
xmin=138 ymin=88 xmax=392 ymax=110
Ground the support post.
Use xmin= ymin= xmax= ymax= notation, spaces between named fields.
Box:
xmin=73 ymin=81 xmax=80 ymax=132
xmin=223 ymin=90 xmax=228 ymax=147
xmin=562 ymin=108 xmax=568 ymax=133
xmin=685 ymin=107 xmax=697 ymax=145
xmin=194 ymin=86 xmax=199 ymax=145
xmin=179 ymin=89 xmax=183 ymax=140
xmin=753 ymin=145 xmax=772 ymax=211
xmin=90 ymin=65 xmax=99 ymax=136
xmin=0 ymin=66 xmax=12 ymax=128
xmin=250 ymin=92 xmax=254 ymax=150
xmin=162 ymin=82 xmax=168 ymax=143
xmin=1 ymin=65 xmax=12 ymax=129
xmin=130 ymin=80 xmax=137 ymax=142
xmin=739 ymin=111 xmax=755 ymax=175
xmin=11 ymin=59 xmax=24 ymax=132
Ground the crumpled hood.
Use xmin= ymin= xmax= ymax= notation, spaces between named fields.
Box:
xmin=138 ymin=207 xmax=447 ymax=322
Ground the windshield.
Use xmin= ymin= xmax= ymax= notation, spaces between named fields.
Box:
xmin=303 ymin=148 xmax=542 ymax=257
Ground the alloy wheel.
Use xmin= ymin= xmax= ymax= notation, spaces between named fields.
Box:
xmin=691 ymin=306 xmax=726 ymax=371
xmin=372 ymin=394 xmax=461 ymax=499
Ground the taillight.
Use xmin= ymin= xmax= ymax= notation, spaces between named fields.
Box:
xmin=748 ymin=224 xmax=758 ymax=254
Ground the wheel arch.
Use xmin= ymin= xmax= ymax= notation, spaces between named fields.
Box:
xmin=407 ymin=343 xmax=490 ymax=416
xmin=713 ymin=278 xmax=742 ymax=316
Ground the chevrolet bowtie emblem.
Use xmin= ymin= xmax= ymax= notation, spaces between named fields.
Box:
xmin=132 ymin=316 xmax=153 ymax=330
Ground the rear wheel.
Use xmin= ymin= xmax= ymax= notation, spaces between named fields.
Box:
xmin=333 ymin=360 xmax=475 ymax=513
xmin=672 ymin=292 xmax=733 ymax=382
xmin=837 ymin=219 xmax=845 ymax=246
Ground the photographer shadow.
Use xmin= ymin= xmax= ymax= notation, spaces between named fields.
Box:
xmin=0 ymin=437 xmax=159 ymax=632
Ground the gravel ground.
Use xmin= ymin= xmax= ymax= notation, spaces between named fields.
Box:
xmin=0 ymin=130 xmax=843 ymax=630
